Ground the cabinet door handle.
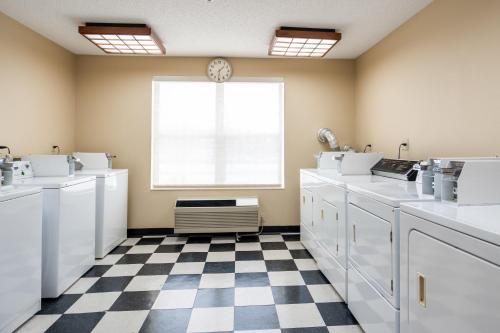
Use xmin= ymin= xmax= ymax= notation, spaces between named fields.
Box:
xmin=302 ymin=196 xmax=305 ymax=204
xmin=352 ymin=224 xmax=356 ymax=243
xmin=321 ymin=209 xmax=324 ymax=220
xmin=418 ymin=272 xmax=426 ymax=308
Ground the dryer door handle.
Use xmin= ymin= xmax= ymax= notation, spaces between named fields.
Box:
xmin=418 ymin=272 xmax=427 ymax=308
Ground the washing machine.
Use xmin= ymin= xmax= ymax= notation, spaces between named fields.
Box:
xmin=12 ymin=158 xmax=96 ymax=298
xmin=74 ymin=152 xmax=128 ymax=258
xmin=400 ymin=159 xmax=500 ymax=333
xmin=300 ymin=168 xmax=399 ymax=302
xmin=346 ymin=159 xmax=435 ymax=333
xmin=300 ymin=152 xmax=389 ymax=302
xmin=0 ymin=185 xmax=42 ymax=333
xmin=400 ymin=202 xmax=500 ymax=333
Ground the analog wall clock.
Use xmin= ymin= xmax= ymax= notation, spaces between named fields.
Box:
xmin=207 ymin=58 xmax=232 ymax=83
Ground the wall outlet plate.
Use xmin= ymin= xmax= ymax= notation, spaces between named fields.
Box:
xmin=401 ymin=138 xmax=410 ymax=151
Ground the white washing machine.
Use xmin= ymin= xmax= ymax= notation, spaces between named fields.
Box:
xmin=346 ymin=159 xmax=435 ymax=333
xmin=74 ymin=152 xmax=128 ymax=258
xmin=12 ymin=160 xmax=96 ymax=298
xmin=399 ymin=159 xmax=500 ymax=333
xmin=76 ymin=169 xmax=128 ymax=258
xmin=400 ymin=202 xmax=500 ymax=333
xmin=299 ymin=152 xmax=388 ymax=302
xmin=0 ymin=186 xmax=42 ymax=333
xmin=300 ymin=168 xmax=397 ymax=302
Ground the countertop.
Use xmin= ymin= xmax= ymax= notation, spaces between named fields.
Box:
xmin=401 ymin=201 xmax=500 ymax=245
xmin=347 ymin=181 xmax=435 ymax=207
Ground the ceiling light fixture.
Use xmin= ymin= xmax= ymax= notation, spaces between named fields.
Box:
xmin=78 ymin=23 xmax=165 ymax=55
xmin=269 ymin=27 xmax=341 ymax=58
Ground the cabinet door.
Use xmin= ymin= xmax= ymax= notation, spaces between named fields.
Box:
xmin=349 ymin=203 xmax=393 ymax=296
xmin=300 ymin=188 xmax=313 ymax=230
xmin=408 ymin=230 xmax=500 ymax=333
xmin=101 ymin=173 xmax=128 ymax=255
xmin=323 ymin=184 xmax=348 ymax=269
xmin=317 ymin=200 xmax=339 ymax=257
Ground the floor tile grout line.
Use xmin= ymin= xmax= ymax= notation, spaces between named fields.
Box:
xmin=23 ymin=233 xmax=360 ymax=333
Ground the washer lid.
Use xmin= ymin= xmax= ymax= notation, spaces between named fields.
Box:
xmin=401 ymin=201 xmax=500 ymax=245
xmin=301 ymin=168 xmax=397 ymax=187
xmin=12 ymin=175 xmax=96 ymax=189
xmin=347 ymin=180 xmax=435 ymax=207
xmin=76 ymin=169 xmax=128 ymax=178
xmin=0 ymin=186 xmax=41 ymax=202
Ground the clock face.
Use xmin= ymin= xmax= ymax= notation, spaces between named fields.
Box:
xmin=208 ymin=58 xmax=232 ymax=83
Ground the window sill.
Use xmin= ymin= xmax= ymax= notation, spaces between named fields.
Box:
xmin=150 ymin=185 xmax=285 ymax=191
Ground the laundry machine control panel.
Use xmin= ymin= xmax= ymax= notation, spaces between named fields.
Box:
xmin=11 ymin=161 xmax=34 ymax=179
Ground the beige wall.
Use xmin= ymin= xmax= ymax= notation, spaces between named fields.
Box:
xmin=0 ymin=12 xmax=76 ymax=156
xmin=354 ymin=0 xmax=500 ymax=160
xmin=12 ymin=0 xmax=498 ymax=229
xmin=75 ymin=57 xmax=355 ymax=229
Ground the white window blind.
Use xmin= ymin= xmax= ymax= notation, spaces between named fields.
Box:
xmin=151 ymin=77 xmax=284 ymax=189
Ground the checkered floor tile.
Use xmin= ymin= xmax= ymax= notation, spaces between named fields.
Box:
xmin=17 ymin=233 xmax=361 ymax=333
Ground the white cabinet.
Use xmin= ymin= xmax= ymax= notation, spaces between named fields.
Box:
xmin=349 ymin=204 xmax=393 ymax=296
xmin=316 ymin=199 xmax=349 ymax=299
xmin=300 ymin=170 xmax=349 ymax=301
xmin=300 ymin=188 xmax=314 ymax=230
xmin=400 ymin=211 xmax=500 ymax=333
xmin=317 ymin=200 xmax=339 ymax=257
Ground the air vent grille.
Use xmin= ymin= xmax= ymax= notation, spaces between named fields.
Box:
xmin=174 ymin=197 xmax=259 ymax=234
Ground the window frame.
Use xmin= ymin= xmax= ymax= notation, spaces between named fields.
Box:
xmin=150 ymin=75 xmax=285 ymax=191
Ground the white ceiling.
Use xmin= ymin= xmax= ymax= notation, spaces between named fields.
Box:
xmin=0 ymin=0 xmax=432 ymax=59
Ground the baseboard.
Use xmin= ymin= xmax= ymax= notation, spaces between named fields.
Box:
xmin=262 ymin=225 xmax=300 ymax=233
xmin=127 ymin=225 xmax=300 ymax=237
xmin=127 ymin=228 xmax=174 ymax=237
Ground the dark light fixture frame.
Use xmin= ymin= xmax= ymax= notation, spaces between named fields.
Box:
xmin=78 ymin=23 xmax=166 ymax=55
xmin=269 ymin=26 xmax=342 ymax=57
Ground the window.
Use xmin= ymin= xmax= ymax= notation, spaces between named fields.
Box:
xmin=151 ymin=77 xmax=284 ymax=189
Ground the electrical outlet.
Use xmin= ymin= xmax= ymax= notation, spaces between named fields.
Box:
xmin=401 ymin=138 xmax=410 ymax=151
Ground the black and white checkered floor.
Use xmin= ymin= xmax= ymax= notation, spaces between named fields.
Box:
xmin=17 ymin=233 xmax=362 ymax=333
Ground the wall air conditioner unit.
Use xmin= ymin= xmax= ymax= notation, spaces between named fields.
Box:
xmin=174 ymin=197 xmax=259 ymax=234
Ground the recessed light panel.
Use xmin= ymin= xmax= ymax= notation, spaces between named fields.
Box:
xmin=78 ymin=23 xmax=165 ymax=55
xmin=269 ymin=27 xmax=341 ymax=58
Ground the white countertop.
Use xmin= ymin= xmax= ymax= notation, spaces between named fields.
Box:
xmin=347 ymin=181 xmax=435 ymax=207
xmin=301 ymin=168 xmax=396 ymax=187
xmin=76 ymin=169 xmax=128 ymax=178
xmin=401 ymin=201 xmax=500 ymax=245
xmin=0 ymin=185 xmax=41 ymax=202
xmin=12 ymin=175 xmax=96 ymax=189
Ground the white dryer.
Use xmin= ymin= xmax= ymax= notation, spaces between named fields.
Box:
xmin=74 ymin=152 xmax=128 ymax=258
xmin=399 ymin=159 xmax=500 ymax=333
xmin=12 ymin=160 xmax=96 ymax=298
xmin=400 ymin=202 xmax=500 ymax=333
xmin=346 ymin=160 xmax=435 ymax=333
xmin=301 ymin=169 xmax=399 ymax=301
xmin=300 ymin=152 xmax=388 ymax=302
xmin=0 ymin=186 xmax=42 ymax=333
